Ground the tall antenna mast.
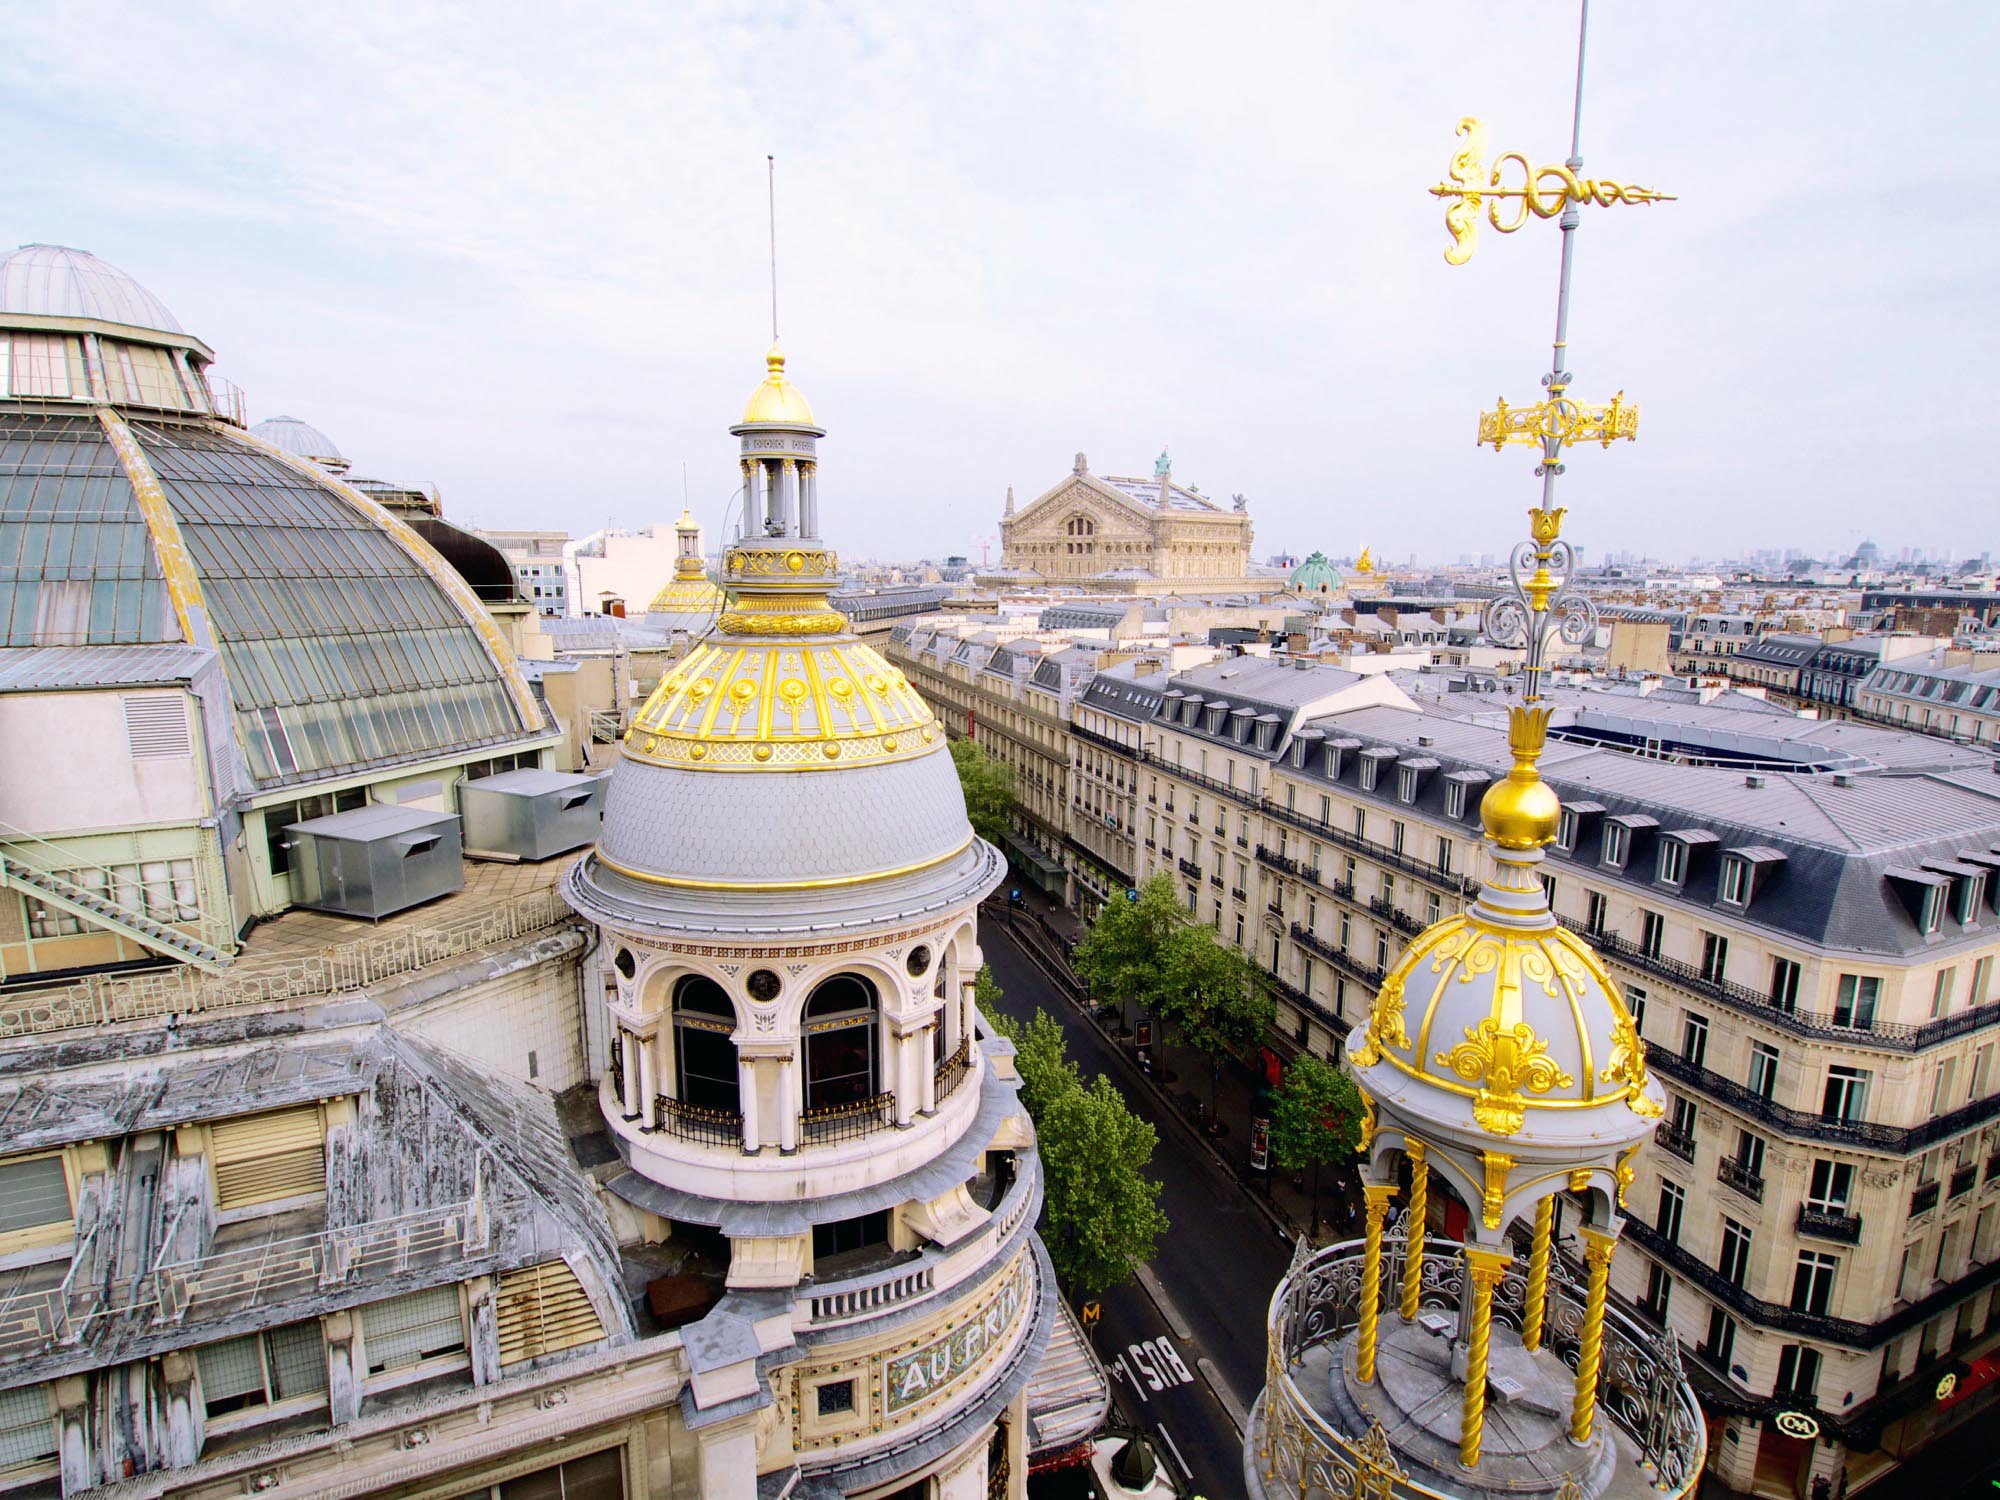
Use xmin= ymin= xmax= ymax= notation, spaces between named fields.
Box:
xmin=767 ymin=155 xmax=779 ymax=344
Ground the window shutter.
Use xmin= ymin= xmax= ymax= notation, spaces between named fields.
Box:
xmin=0 ymin=1385 xmax=54 ymax=1469
xmin=361 ymin=1286 xmax=465 ymax=1372
xmin=123 ymin=694 xmax=192 ymax=759
xmin=196 ymin=1335 xmax=266 ymax=1404
xmin=210 ymin=1106 xmax=326 ymax=1211
xmin=265 ymin=1322 xmax=328 ymax=1400
xmin=0 ymin=1157 xmax=72 ymax=1235
xmin=496 ymin=1261 xmax=605 ymax=1366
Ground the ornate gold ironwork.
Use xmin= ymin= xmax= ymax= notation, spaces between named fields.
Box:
xmin=1478 ymin=389 xmax=1637 ymax=451
xmin=1615 ymin=1141 xmax=1641 ymax=1206
xmin=1436 ymin=1015 xmax=1575 ymax=1135
xmin=1431 ymin=116 xmax=1674 ymax=265
xmin=1479 ymin=1150 xmax=1515 ymax=1229
xmin=1599 ymin=1009 xmax=1663 ymax=1118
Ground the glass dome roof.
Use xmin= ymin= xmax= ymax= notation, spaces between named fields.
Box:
xmin=0 ymin=244 xmax=184 ymax=336
xmin=250 ymin=415 xmax=346 ymax=468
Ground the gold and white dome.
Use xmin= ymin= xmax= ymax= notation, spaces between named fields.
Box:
xmin=568 ymin=349 xmax=1000 ymax=922
xmin=1348 ymin=704 xmax=1664 ymax=1238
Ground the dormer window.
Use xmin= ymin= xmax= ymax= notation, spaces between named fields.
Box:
xmin=1922 ymin=884 xmax=1946 ymax=936
xmin=1889 ymin=866 xmax=1955 ymax=936
xmin=1602 ymin=821 xmax=1630 ymax=870
xmin=1359 ymin=757 xmax=1380 ymax=792
xmin=1962 ymin=874 xmax=1987 ymax=924
xmin=1255 ymin=717 xmax=1280 ymax=752
xmin=1397 ymin=766 xmax=1419 ymax=805
xmin=1657 ymin=839 xmax=1687 ymax=887
xmin=1719 ymin=855 xmax=1750 ymax=906
xmin=1445 ymin=780 xmax=1467 ymax=821
xmin=1558 ymin=809 xmax=1579 ymax=852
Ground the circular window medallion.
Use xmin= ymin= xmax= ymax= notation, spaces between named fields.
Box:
xmin=1937 ymin=1372 xmax=1957 ymax=1401
xmin=613 ymin=948 xmax=636 ymax=979
xmin=906 ymin=946 xmax=932 ymax=978
xmin=747 ymin=969 xmax=782 ymax=1002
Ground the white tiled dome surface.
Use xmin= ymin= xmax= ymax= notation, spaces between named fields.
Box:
xmin=597 ymin=740 xmax=973 ymax=886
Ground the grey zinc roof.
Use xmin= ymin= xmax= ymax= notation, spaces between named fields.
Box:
xmin=0 ymin=643 xmax=216 ymax=691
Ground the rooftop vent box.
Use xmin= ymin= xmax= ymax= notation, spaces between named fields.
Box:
xmin=462 ymin=768 xmax=607 ymax=862
xmin=284 ymin=805 xmax=464 ymax=920
xmin=1745 ymin=774 xmax=1765 ymax=789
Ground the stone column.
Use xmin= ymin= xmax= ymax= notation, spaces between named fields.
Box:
xmin=323 ymin=1310 xmax=361 ymax=1424
xmin=1710 ymin=1417 xmax=1763 ymax=1493
xmin=936 ymin=1436 xmax=988 ymax=1500
xmin=1571 ymin=1225 xmax=1619 ymax=1444
xmin=780 ymin=458 xmax=797 ymax=535
xmin=1522 ymin=1195 xmax=1555 ymax=1352
xmin=1005 ymin=1390 xmax=1029 ymax=1500
xmin=160 ymin=1352 xmax=201 ymax=1469
xmin=53 ymin=1375 xmax=89 ymax=1494
xmin=1355 ymin=1181 xmax=1397 ymax=1383
xmin=801 ymin=463 xmax=817 ymax=538
xmin=778 ymin=1054 xmax=799 ymax=1153
xmin=634 ymin=1027 xmax=658 ymax=1126
xmin=1459 ymin=1245 xmax=1510 ymax=1469
xmin=737 ymin=1051 xmax=761 ymax=1154
xmin=466 ymin=1275 xmax=500 ymax=1386
xmin=1399 ymin=1140 xmax=1428 ymax=1321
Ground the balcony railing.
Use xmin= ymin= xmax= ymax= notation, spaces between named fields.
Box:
xmin=802 ymin=1091 xmax=896 ymax=1144
xmin=1261 ymin=798 xmax=1480 ymax=899
xmin=654 ymin=1095 xmax=744 ymax=1148
xmin=1951 ymin=1165 xmax=1977 ymax=1200
xmin=934 ymin=1039 xmax=973 ymax=1104
xmin=1368 ymin=895 xmax=1425 ymax=936
xmin=1561 ymin=916 xmax=2000 ymax=1054
xmin=1912 ymin=1181 xmax=1941 ymax=1217
xmin=1253 ymin=1229 xmax=1704 ymax=1500
xmin=1177 ymin=857 xmax=1202 ymax=880
xmin=1796 ymin=1205 xmax=1863 ymax=1245
xmin=1656 ymin=1123 xmax=1698 ymax=1162
xmin=1716 ymin=1157 xmax=1765 ymax=1202
xmin=1648 ymin=1043 xmax=2000 ymax=1155
xmin=1290 ymin=922 xmax=1387 ymax=989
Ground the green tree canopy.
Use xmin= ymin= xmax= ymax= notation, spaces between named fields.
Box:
xmin=977 ymin=987 xmax=1167 ymax=1297
xmin=1268 ymin=1052 xmax=1365 ymax=1172
xmin=1037 ymin=1074 xmax=1170 ymax=1297
xmin=1156 ymin=922 xmax=1275 ymax=1115
xmin=1073 ymin=873 xmax=1185 ymax=1017
xmin=950 ymin=736 xmax=1017 ymax=848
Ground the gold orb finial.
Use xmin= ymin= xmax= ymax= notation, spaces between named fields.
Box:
xmin=1480 ymin=705 xmax=1561 ymax=849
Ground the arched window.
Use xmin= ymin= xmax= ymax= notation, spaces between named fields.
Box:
xmin=674 ymin=976 xmax=740 ymax=1113
xmin=803 ymin=974 xmax=879 ymax=1112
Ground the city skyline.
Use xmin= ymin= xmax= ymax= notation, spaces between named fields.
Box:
xmin=4 ymin=3 xmax=1994 ymax=565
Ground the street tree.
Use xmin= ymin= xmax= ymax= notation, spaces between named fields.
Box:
xmin=1037 ymin=1073 xmax=1170 ymax=1297
xmin=1267 ymin=1052 xmax=1366 ymax=1236
xmin=950 ymin=736 xmax=1016 ymax=849
xmin=977 ymin=992 xmax=1167 ymax=1298
xmin=1073 ymin=873 xmax=1184 ymax=1027
xmin=1156 ymin=922 xmax=1274 ymax=1125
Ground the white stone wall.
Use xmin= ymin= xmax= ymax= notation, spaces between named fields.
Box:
xmin=394 ymin=951 xmax=586 ymax=1092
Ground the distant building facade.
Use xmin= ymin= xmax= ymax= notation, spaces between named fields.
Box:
xmin=995 ymin=451 xmax=1258 ymax=593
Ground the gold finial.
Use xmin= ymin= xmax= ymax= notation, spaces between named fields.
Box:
xmin=1479 ymin=705 xmax=1560 ymax=850
xmin=1430 ymin=116 xmax=1674 ymax=266
xmin=1356 ymin=546 xmax=1374 ymax=574
xmin=766 ymin=343 xmax=785 ymax=375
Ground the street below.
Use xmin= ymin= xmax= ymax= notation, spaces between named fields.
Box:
xmin=983 ymin=917 xmax=1293 ymax=1495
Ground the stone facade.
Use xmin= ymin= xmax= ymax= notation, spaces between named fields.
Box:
xmin=996 ymin=453 xmax=1257 ymax=593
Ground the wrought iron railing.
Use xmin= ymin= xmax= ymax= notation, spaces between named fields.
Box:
xmin=934 ymin=1038 xmax=973 ymax=1104
xmin=1912 ymin=1181 xmax=1941 ymax=1217
xmin=1716 ymin=1157 xmax=1765 ymax=1202
xmin=802 ymin=1092 xmax=896 ymax=1144
xmin=1649 ymin=1044 xmax=2000 ymax=1154
xmin=1289 ymin=922 xmax=1387 ymax=989
xmin=1654 ymin=1123 xmax=1697 ymax=1162
xmin=653 ymin=1095 xmax=745 ymax=1148
xmin=1253 ymin=1225 xmax=1704 ymax=1499
xmin=1560 ymin=915 xmax=2000 ymax=1054
xmin=1795 ymin=1205 xmax=1863 ymax=1245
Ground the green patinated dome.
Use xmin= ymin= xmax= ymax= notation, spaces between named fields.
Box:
xmin=1289 ymin=550 xmax=1343 ymax=596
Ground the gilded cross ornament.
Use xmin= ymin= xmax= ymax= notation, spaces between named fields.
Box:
xmin=1430 ymin=116 xmax=1673 ymax=266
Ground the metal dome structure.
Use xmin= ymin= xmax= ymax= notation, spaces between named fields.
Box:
xmin=1289 ymin=549 xmax=1344 ymax=597
xmin=0 ymin=243 xmax=185 ymax=335
xmin=249 ymin=414 xmax=349 ymax=474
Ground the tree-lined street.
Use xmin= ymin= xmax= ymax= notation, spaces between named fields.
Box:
xmin=982 ymin=914 xmax=1292 ymax=1494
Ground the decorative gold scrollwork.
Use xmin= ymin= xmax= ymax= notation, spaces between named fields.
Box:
xmin=1437 ymin=1016 xmax=1575 ymax=1135
xmin=1431 ymin=115 xmax=1675 ymax=265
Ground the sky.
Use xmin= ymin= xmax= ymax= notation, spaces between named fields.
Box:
xmin=3 ymin=2 xmax=1994 ymax=568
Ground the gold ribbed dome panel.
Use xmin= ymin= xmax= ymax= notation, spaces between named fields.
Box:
xmin=1353 ymin=912 xmax=1655 ymax=1136
xmin=647 ymin=572 xmax=724 ymax=615
xmin=740 ymin=345 xmax=818 ymax=427
xmin=623 ymin=637 xmax=940 ymax=771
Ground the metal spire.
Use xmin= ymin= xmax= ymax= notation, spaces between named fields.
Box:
xmin=767 ymin=155 xmax=779 ymax=345
xmin=1429 ymin=0 xmax=1675 ymax=705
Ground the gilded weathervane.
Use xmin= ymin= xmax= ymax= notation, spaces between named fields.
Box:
xmin=1434 ymin=0 xmax=1675 ymax=702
